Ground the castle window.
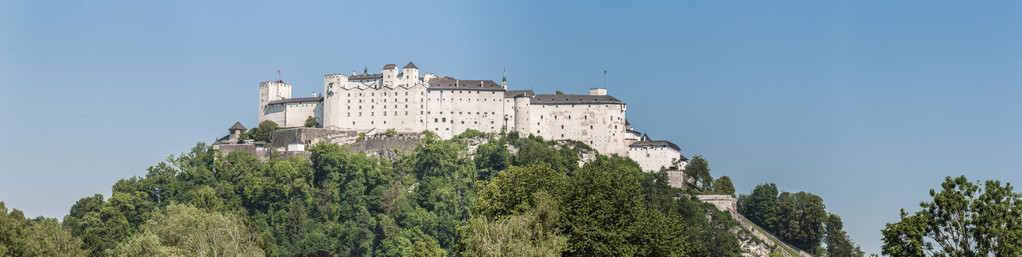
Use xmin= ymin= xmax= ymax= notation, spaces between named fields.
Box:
xmin=461 ymin=121 xmax=464 ymax=124
xmin=347 ymin=106 xmax=350 ymax=110
xmin=359 ymin=112 xmax=362 ymax=116
xmin=359 ymin=106 xmax=362 ymax=109
xmin=347 ymin=100 xmax=350 ymax=103
xmin=561 ymin=125 xmax=564 ymax=129
xmin=371 ymin=112 xmax=374 ymax=116
xmin=348 ymin=93 xmax=351 ymax=97
xmin=590 ymin=125 xmax=594 ymax=129
xmin=442 ymin=118 xmax=446 ymax=122
xmin=353 ymin=121 xmax=356 ymax=125
xmin=347 ymin=112 xmax=350 ymax=117
xmin=435 ymin=118 xmax=438 ymax=122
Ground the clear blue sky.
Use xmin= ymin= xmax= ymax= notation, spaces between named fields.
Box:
xmin=2 ymin=1 xmax=1021 ymax=254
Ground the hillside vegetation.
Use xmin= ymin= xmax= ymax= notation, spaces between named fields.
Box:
xmin=1 ymin=131 xmax=751 ymax=257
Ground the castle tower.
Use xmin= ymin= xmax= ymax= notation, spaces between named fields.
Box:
xmin=381 ymin=64 xmax=398 ymax=87
xmin=258 ymin=80 xmax=292 ymax=122
xmin=402 ymin=62 xmax=419 ymax=84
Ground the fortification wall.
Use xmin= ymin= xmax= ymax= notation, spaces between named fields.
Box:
xmin=425 ymin=89 xmax=506 ymax=138
xmin=349 ymin=135 xmax=421 ymax=153
xmin=528 ymin=103 xmax=628 ymax=156
xmin=631 ymin=145 xmax=682 ymax=172
xmin=212 ymin=143 xmax=257 ymax=157
xmin=325 ymin=85 xmax=428 ymax=133
xmin=282 ymin=101 xmax=321 ymax=127
xmin=270 ymin=128 xmax=359 ymax=148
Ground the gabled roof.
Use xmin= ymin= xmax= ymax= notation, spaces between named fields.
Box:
xmin=427 ymin=76 xmax=504 ymax=91
xmin=530 ymin=94 xmax=622 ymax=105
xmin=403 ymin=62 xmax=418 ymax=69
xmin=229 ymin=122 xmax=246 ymax=131
xmin=383 ymin=64 xmax=397 ymax=69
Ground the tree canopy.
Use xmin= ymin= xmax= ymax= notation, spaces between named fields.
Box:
xmin=881 ymin=175 xmax=1022 ymax=256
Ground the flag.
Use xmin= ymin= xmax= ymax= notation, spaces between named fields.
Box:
xmin=277 ymin=70 xmax=281 ymax=74
xmin=604 ymin=70 xmax=607 ymax=74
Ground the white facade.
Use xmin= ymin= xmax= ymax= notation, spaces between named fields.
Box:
xmin=258 ymin=62 xmax=637 ymax=156
xmin=629 ymin=138 xmax=687 ymax=172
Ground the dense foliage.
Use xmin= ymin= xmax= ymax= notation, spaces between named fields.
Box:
xmin=4 ymin=131 xmax=756 ymax=256
xmin=881 ymin=175 xmax=1022 ymax=257
xmin=738 ymin=183 xmax=864 ymax=256
xmin=305 ymin=116 xmax=319 ymax=128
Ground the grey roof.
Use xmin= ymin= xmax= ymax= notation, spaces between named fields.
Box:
xmin=267 ymin=96 xmax=324 ymax=105
xmin=679 ymin=155 xmax=689 ymax=161
xmin=427 ymin=76 xmax=504 ymax=91
xmin=229 ymin=122 xmax=246 ymax=131
xmin=349 ymin=73 xmax=383 ymax=80
xmin=504 ymin=90 xmax=535 ymax=98
xmin=383 ymin=64 xmax=397 ymax=69
xmin=530 ymin=94 xmax=623 ymax=105
xmin=629 ymin=140 xmax=681 ymax=150
xmin=403 ymin=62 xmax=418 ymax=69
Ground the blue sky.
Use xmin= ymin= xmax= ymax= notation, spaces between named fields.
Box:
xmin=2 ymin=1 xmax=1022 ymax=254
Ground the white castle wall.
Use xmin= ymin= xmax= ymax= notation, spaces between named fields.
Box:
xmin=630 ymin=145 xmax=682 ymax=172
xmin=425 ymin=89 xmax=506 ymax=138
xmin=258 ymin=62 xmax=651 ymax=157
xmin=259 ymin=81 xmax=292 ymax=123
xmin=528 ymin=102 xmax=628 ymax=156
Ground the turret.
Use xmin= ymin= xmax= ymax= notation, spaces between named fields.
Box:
xmin=259 ymin=80 xmax=292 ymax=121
xmin=402 ymin=62 xmax=419 ymax=84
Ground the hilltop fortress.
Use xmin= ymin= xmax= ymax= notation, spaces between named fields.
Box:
xmin=246 ymin=62 xmax=687 ymax=172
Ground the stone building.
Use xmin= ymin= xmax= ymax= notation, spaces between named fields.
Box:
xmin=256 ymin=61 xmax=670 ymax=158
xmin=629 ymin=134 xmax=688 ymax=172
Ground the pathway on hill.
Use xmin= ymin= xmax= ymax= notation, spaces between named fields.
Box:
xmin=696 ymin=195 xmax=813 ymax=257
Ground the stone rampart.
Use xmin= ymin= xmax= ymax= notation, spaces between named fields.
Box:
xmin=271 ymin=128 xmax=359 ymax=148
xmin=350 ymin=135 xmax=421 ymax=153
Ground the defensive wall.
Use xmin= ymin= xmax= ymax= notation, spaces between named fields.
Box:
xmin=696 ymin=195 xmax=812 ymax=257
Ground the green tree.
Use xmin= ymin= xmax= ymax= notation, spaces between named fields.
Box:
xmin=824 ymin=214 xmax=865 ymax=257
xmin=714 ymin=176 xmax=735 ymax=196
xmin=23 ymin=218 xmax=88 ymax=257
xmin=881 ymin=175 xmax=1022 ymax=257
xmin=562 ymin=156 xmax=687 ymax=256
xmin=110 ymin=203 xmax=264 ymax=257
xmin=775 ymin=191 xmax=826 ymax=254
xmin=304 ymin=116 xmax=318 ymax=127
xmin=684 ymin=155 xmax=712 ymax=191
xmin=254 ymin=120 xmax=280 ymax=142
xmin=474 ymin=140 xmax=510 ymax=181
xmin=460 ymin=192 xmax=567 ymax=257
xmin=738 ymin=183 xmax=779 ymax=232
xmin=474 ymin=164 xmax=568 ymax=219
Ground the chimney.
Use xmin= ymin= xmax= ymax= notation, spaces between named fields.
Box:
xmin=590 ymin=88 xmax=607 ymax=96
